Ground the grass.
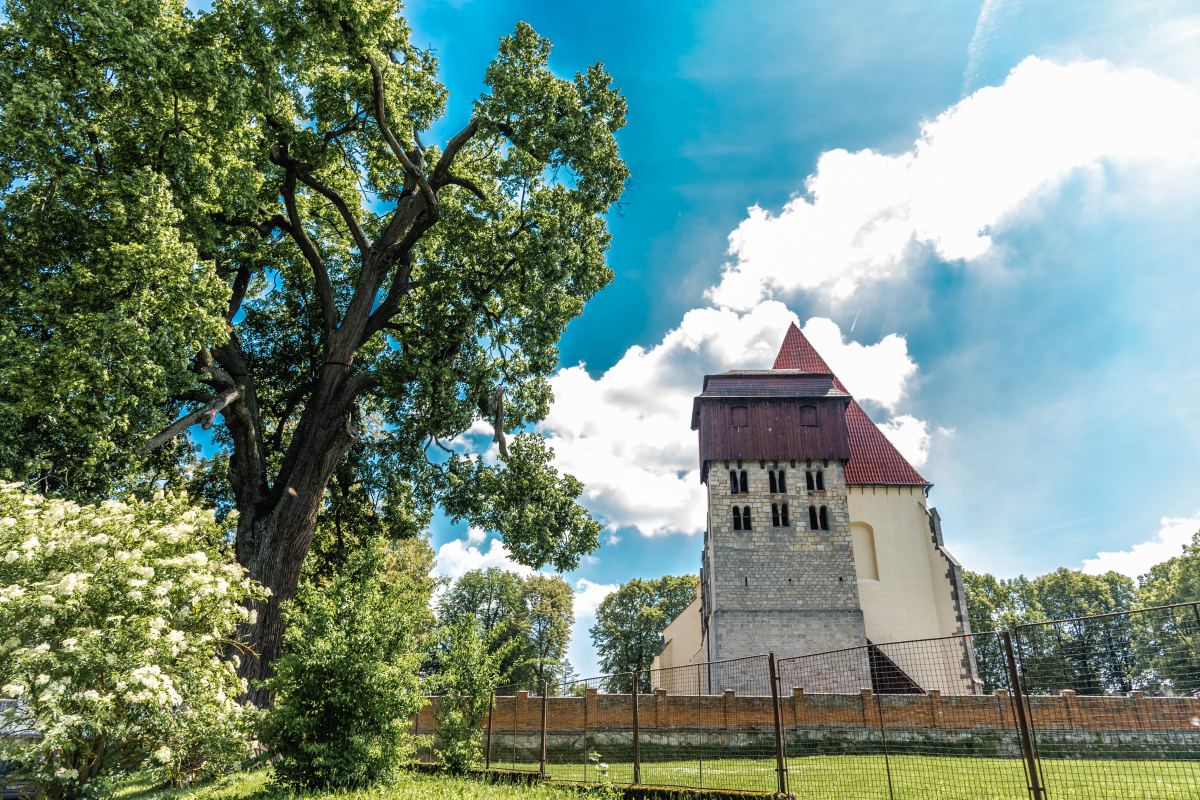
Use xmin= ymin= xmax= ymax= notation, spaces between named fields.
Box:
xmin=493 ymin=755 xmax=1200 ymax=799
xmin=110 ymin=756 xmax=1200 ymax=800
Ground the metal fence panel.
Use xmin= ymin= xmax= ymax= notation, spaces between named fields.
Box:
xmin=1015 ymin=603 xmax=1200 ymax=799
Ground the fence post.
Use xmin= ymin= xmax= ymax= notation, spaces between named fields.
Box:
xmin=540 ymin=680 xmax=549 ymax=778
xmin=485 ymin=689 xmax=494 ymax=770
xmin=1002 ymin=631 xmax=1045 ymax=800
xmin=632 ymin=671 xmax=642 ymax=785
xmin=769 ymin=653 xmax=788 ymax=796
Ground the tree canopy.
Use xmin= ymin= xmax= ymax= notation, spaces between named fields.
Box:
xmin=438 ymin=567 xmax=574 ymax=688
xmin=590 ymin=575 xmax=696 ymax=691
xmin=0 ymin=0 xmax=626 ymax=701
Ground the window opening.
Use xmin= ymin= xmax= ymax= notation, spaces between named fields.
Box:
xmin=742 ymin=507 xmax=752 ymax=530
xmin=819 ymin=506 xmax=829 ymax=531
xmin=806 ymin=471 xmax=815 ymax=491
xmin=730 ymin=406 xmax=748 ymax=427
xmin=781 ymin=504 xmax=790 ymax=527
xmin=800 ymin=405 xmax=818 ymax=426
xmin=732 ymin=507 xmax=742 ymax=531
xmin=739 ymin=470 xmax=748 ymax=494
xmin=816 ymin=470 xmax=825 ymax=490
xmin=771 ymin=504 xmax=780 ymax=527
xmin=778 ymin=470 xmax=787 ymax=493
xmin=768 ymin=471 xmax=778 ymax=493
xmin=808 ymin=506 xmax=818 ymax=530
xmin=744 ymin=577 xmax=748 ymax=587
xmin=729 ymin=470 xmax=739 ymax=494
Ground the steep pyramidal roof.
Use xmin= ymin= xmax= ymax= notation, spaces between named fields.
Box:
xmin=773 ymin=322 xmax=929 ymax=486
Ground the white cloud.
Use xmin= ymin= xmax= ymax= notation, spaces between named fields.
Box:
xmin=573 ymin=579 xmax=618 ymax=618
xmin=539 ymin=303 xmax=920 ymax=535
xmin=433 ymin=536 xmax=536 ymax=581
xmin=708 ymin=57 xmax=1200 ymax=309
xmin=876 ymin=416 xmax=932 ymax=468
xmin=1082 ymin=511 xmax=1200 ymax=578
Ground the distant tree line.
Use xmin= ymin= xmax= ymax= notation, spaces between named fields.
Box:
xmin=965 ymin=529 xmax=1200 ymax=696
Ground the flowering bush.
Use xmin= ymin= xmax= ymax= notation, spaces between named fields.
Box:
xmin=0 ymin=485 xmax=264 ymax=800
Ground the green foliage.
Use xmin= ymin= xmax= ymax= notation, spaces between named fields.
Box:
xmin=1139 ymin=530 xmax=1200 ymax=608
xmin=431 ymin=619 xmax=513 ymax=773
xmin=0 ymin=486 xmax=262 ymax=800
xmin=589 ymin=575 xmax=697 ymax=692
xmin=260 ymin=544 xmax=431 ymax=789
xmin=0 ymin=0 xmax=622 ymax=592
xmin=438 ymin=567 xmax=574 ymax=688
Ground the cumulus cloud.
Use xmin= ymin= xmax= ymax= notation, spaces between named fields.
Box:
xmin=433 ymin=534 xmax=536 ymax=581
xmin=573 ymin=579 xmax=618 ymax=617
xmin=539 ymin=303 xmax=920 ymax=535
xmin=708 ymin=57 xmax=1200 ymax=308
xmin=1082 ymin=512 xmax=1200 ymax=578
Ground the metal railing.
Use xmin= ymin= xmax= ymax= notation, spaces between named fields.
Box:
xmin=416 ymin=603 xmax=1200 ymax=798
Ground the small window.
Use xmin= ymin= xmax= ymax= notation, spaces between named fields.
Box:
xmin=730 ymin=406 xmax=748 ymax=427
xmin=806 ymin=471 xmax=815 ymax=491
xmin=768 ymin=471 xmax=778 ymax=493
xmin=778 ymin=470 xmax=787 ymax=493
xmin=799 ymin=405 xmax=818 ymax=426
xmin=729 ymin=470 xmax=739 ymax=494
xmin=816 ymin=470 xmax=825 ymax=491
xmin=739 ymin=470 xmax=748 ymax=494
xmin=781 ymin=504 xmax=790 ymax=527
xmin=819 ymin=505 xmax=829 ymax=531
xmin=808 ymin=505 xmax=819 ymax=530
xmin=732 ymin=507 xmax=742 ymax=531
xmin=742 ymin=507 xmax=752 ymax=530
xmin=771 ymin=504 xmax=781 ymax=527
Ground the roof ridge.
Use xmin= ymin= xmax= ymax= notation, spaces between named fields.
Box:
xmin=772 ymin=322 xmax=928 ymax=486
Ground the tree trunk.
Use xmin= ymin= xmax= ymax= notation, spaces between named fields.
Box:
xmin=231 ymin=371 xmax=360 ymax=708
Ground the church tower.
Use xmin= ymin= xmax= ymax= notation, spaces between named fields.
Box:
xmin=653 ymin=323 xmax=974 ymax=690
xmin=692 ymin=369 xmax=869 ymax=661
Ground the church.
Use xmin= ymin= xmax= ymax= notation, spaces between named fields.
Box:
xmin=652 ymin=323 xmax=973 ymax=688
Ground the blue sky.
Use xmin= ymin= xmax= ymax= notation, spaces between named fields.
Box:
xmin=401 ymin=0 xmax=1200 ymax=677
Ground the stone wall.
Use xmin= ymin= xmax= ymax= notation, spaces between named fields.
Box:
xmin=703 ymin=459 xmax=866 ymax=660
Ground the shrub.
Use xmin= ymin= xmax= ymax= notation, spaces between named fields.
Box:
xmin=0 ymin=485 xmax=263 ymax=800
xmin=260 ymin=543 xmax=428 ymax=789
xmin=433 ymin=618 xmax=512 ymax=772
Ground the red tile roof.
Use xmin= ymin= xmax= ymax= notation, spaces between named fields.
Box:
xmin=772 ymin=322 xmax=929 ymax=486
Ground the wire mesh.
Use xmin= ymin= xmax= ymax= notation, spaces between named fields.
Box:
xmin=488 ymin=679 xmax=546 ymax=774
xmin=777 ymin=634 xmax=1034 ymax=799
xmin=540 ymin=673 xmax=637 ymax=784
xmin=1015 ymin=603 xmax=1200 ymax=799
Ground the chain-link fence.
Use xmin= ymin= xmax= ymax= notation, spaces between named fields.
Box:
xmin=419 ymin=603 xmax=1200 ymax=798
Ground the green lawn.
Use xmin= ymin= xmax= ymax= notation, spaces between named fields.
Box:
xmin=490 ymin=755 xmax=1200 ymax=799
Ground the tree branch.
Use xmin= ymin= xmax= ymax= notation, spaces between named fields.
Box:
xmin=213 ymin=211 xmax=292 ymax=239
xmin=293 ymin=170 xmax=370 ymax=254
xmin=439 ymin=173 xmax=487 ymax=201
xmin=227 ymin=264 xmax=252 ymax=320
xmin=137 ymin=386 xmax=242 ymax=456
xmin=431 ymin=119 xmax=480 ymax=184
xmin=270 ymin=144 xmax=339 ymax=341
xmin=362 ymin=53 xmax=439 ymax=217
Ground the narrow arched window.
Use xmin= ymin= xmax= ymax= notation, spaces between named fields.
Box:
xmin=768 ymin=471 xmax=778 ymax=493
xmin=742 ymin=507 xmax=752 ymax=530
xmin=816 ymin=470 xmax=825 ymax=490
xmin=806 ymin=471 xmax=815 ymax=491
xmin=739 ymin=471 xmax=748 ymax=494
xmin=808 ymin=506 xmax=818 ymax=530
xmin=778 ymin=470 xmax=787 ymax=493
xmin=781 ymin=504 xmax=790 ymax=527
xmin=732 ymin=507 xmax=742 ymax=531
xmin=771 ymin=504 xmax=780 ymax=527
xmin=819 ymin=505 xmax=829 ymax=531
xmin=729 ymin=470 xmax=739 ymax=494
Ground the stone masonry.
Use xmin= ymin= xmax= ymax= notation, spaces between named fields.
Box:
xmin=702 ymin=458 xmax=867 ymax=663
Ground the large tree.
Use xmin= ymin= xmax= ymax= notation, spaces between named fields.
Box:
xmin=590 ymin=575 xmax=696 ymax=692
xmin=0 ymin=0 xmax=625 ymax=703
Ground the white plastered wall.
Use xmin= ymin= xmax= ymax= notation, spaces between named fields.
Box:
xmin=847 ymin=486 xmax=960 ymax=644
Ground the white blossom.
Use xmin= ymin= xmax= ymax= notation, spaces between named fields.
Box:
xmin=38 ymin=616 xmax=53 ymax=627
xmin=4 ymin=551 xmax=17 ymax=563
xmin=35 ymin=674 xmax=50 ymax=685
xmin=21 ymin=535 xmax=39 ymax=550
xmin=154 ymin=746 xmax=172 ymax=763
